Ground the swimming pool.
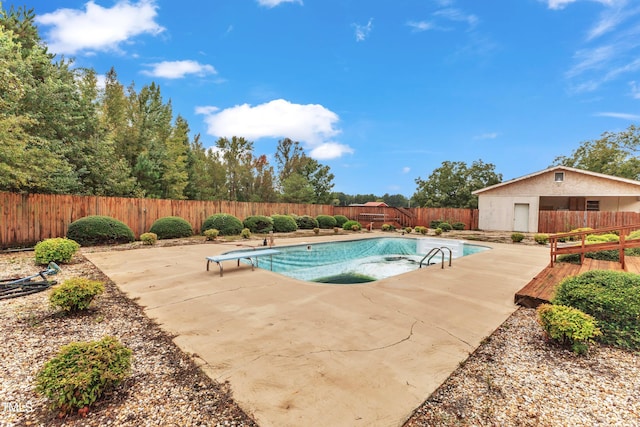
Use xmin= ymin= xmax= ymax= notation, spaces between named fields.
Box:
xmin=239 ymin=237 xmax=489 ymax=284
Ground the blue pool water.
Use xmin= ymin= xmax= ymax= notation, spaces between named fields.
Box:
xmin=242 ymin=237 xmax=489 ymax=284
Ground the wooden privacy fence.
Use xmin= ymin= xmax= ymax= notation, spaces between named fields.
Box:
xmin=538 ymin=211 xmax=640 ymax=233
xmin=0 ymin=192 xmax=479 ymax=248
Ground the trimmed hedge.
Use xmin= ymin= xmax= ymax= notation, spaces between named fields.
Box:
xmin=333 ymin=215 xmax=349 ymax=227
xmin=553 ymin=270 xmax=640 ymax=350
xmin=34 ymin=238 xmax=80 ymax=265
xmin=343 ymin=220 xmax=362 ymax=231
xmin=201 ymin=213 xmax=243 ymax=236
xmin=271 ymin=215 xmax=298 ymax=233
xmin=149 ymin=216 xmax=193 ymax=239
xmin=66 ymin=216 xmax=135 ymax=246
xmin=243 ymin=215 xmax=274 ymax=234
xmin=537 ymin=304 xmax=601 ymax=354
xmin=316 ymin=215 xmax=337 ymax=229
xmin=295 ymin=215 xmax=319 ymax=230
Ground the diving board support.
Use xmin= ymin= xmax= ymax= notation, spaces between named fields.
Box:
xmin=206 ymin=249 xmax=280 ymax=277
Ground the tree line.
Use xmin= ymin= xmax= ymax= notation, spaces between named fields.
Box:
xmin=2 ymin=6 xmax=639 ymax=209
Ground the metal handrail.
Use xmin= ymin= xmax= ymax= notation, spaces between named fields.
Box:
xmin=419 ymin=246 xmax=453 ymax=269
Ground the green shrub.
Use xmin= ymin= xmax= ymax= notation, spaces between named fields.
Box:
xmin=316 ymin=215 xmax=337 ymax=229
xmin=271 ymin=214 xmax=298 ymax=233
xmin=201 ymin=213 xmax=243 ymax=236
xmin=333 ymin=226 xmax=340 ymax=234
xmin=66 ymin=216 xmax=135 ymax=246
xmin=414 ymin=226 xmax=428 ymax=235
xmin=243 ymin=215 xmax=274 ymax=234
xmin=343 ymin=220 xmax=361 ymax=231
xmin=534 ymin=233 xmax=549 ymax=245
xmin=536 ymin=304 xmax=601 ymax=355
xmin=585 ymin=233 xmax=619 ymax=243
xmin=381 ymin=224 xmax=392 ymax=231
xmin=149 ymin=216 xmax=193 ymax=239
xmin=627 ymin=230 xmax=640 ymax=240
xmin=49 ymin=278 xmax=105 ymax=313
xmin=334 ymin=215 xmax=349 ymax=227
xmin=204 ymin=229 xmax=219 ymax=241
xmin=404 ymin=227 xmax=413 ymax=234
xmin=553 ymin=270 xmax=640 ymax=350
xmin=34 ymin=238 xmax=80 ymax=265
xmin=140 ymin=232 xmax=157 ymax=245
xmin=452 ymin=222 xmax=466 ymax=230
xmin=511 ymin=232 xmax=525 ymax=243
xmin=35 ymin=336 xmax=132 ymax=414
xmin=430 ymin=220 xmax=443 ymax=229
xmin=567 ymin=227 xmax=594 ymax=241
xmin=241 ymin=228 xmax=251 ymax=239
xmin=313 ymin=227 xmax=320 ymax=235
xmin=295 ymin=215 xmax=319 ymax=230
xmin=438 ymin=222 xmax=452 ymax=232
xmin=434 ymin=228 xmax=443 ymax=236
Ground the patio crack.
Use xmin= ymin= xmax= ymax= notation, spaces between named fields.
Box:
xmin=146 ymin=285 xmax=269 ymax=311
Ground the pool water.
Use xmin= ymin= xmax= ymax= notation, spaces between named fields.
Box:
xmin=246 ymin=237 xmax=488 ymax=284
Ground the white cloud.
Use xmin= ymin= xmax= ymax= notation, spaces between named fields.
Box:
xmin=35 ymin=0 xmax=164 ymax=55
xmin=353 ymin=18 xmax=374 ymax=42
xmin=198 ymin=99 xmax=353 ymax=159
xmin=310 ymin=143 xmax=354 ymax=160
xmin=544 ymin=0 xmax=617 ymax=10
xmin=406 ymin=21 xmax=435 ymax=32
xmin=594 ymin=111 xmax=640 ymax=120
xmin=433 ymin=8 xmax=479 ymax=30
xmin=629 ymin=81 xmax=640 ymax=99
xmin=402 ymin=167 xmax=411 ymax=174
xmin=142 ymin=60 xmax=217 ymax=79
xmin=257 ymin=0 xmax=303 ymax=8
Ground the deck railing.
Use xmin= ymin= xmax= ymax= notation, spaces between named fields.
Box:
xmin=549 ymin=224 xmax=640 ymax=269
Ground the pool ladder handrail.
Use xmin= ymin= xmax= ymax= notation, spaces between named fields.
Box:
xmin=419 ymin=246 xmax=453 ymax=269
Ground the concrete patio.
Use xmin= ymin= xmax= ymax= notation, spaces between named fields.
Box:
xmin=84 ymin=233 xmax=549 ymax=427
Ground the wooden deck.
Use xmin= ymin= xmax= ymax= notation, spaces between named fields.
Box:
xmin=514 ymin=257 xmax=640 ymax=308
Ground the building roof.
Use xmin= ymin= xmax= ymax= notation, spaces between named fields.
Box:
xmin=472 ymin=166 xmax=640 ymax=195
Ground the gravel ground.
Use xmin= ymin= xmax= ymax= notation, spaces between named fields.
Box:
xmin=1 ymin=234 xmax=639 ymax=426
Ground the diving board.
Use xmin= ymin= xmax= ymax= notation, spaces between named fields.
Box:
xmin=206 ymin=248 xmax=280 ymax=277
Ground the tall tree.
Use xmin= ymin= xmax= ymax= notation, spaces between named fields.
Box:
xmin=413 ymin=160 xmax=502 ymax=208
xmin=252 ymin=154 xmax=278 ymax=202
xmin=160 ymin=115 xmax=190 ymax=199
xmin=300 ymin=158 xmax=335 ymax=204
xmin=275 ymin=138 xmax=306 ymax=188
xmin=216 ymin=136 xmax=255 ymax=201
xmin=553 ymin=125 xmax=640 ymax=180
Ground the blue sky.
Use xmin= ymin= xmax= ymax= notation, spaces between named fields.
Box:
xmin=29 ymin=0 xmax=640 ymax=197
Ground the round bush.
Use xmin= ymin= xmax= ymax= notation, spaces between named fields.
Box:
xmin=34 ymin=238 xmax=80 ymax=265
xmin=201 ymin=213 xmax=243 ymax=236
xmin=243 ymin=215 xmax=274 ymax=234
xmin=35 ymin=336 xmax=132 ymax=414
xmin=49 ymin=278 xmax=105 ymax=313
xmin=334 ymin=215 xmax=349 ymax=227
xmin=511 ymin=232 xmax=525 ymax=243
xmin=553 ymin=270 xmax=640 ymax=350
xmin=295 ymin=215 xmax=319 ymax=230
xmin=140 ymin=232 xmax=157 ymax=245
xmin=316 ymin=215 xmax=337 ymax=229
xmin=534 ymin=233 xmax=549 ymax=245
xmin=537 ymin=304 xmax=601 ymax=354
xmin=149 ymin=216 xmax=193 ymax=239
xmin=342 ymin=220 xmax=362 ymax=231
xmin=452 ymin=222 xmax=466 ymax=230
xmin=66 ymin=216 xmax=135 ymax=246
xmin=271 ymin=215 xmax=298 ymax=233
xmin=438 ymin=222 xmax=452 ymax=232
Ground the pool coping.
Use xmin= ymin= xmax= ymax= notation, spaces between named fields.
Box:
xmin=85 ymin=232 xmax=550 ymax=427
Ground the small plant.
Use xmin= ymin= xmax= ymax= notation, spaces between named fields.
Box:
xmin=140 ymin=232 xmax=157 ymax=245
xmin=35 ymin=336 xmax=132 ymax=414
xmin=343 ymin=220 xmax=361 ymax=231
xmin=414 ymin=226 xmax=428 ymax=235
xmin=534 ymin=233 xmax=549 ymax=245
xmin=511 ymin=232 xmax=525 ymax=243
xmin=313 ymin=227 xmax=320 ymax=235
xmin=404 ymin=227 xmax=413 ymax=234
xmin=49 ymin=278 xmax=104 ymax=313
xmin=66 ymin=215 xmax=134 ymax=246
xmin=34 ymin=238 xmax=80 ymax=265
xmin=381 ymin=224 xmax=392 ymax=231
xmin=333 ymin=226 xmax=340 ymax=234
xmin=204 ymin=229 xmax=219 ymax=241
xmin=537 ymin=304 xmax=601 ymax=354
xmin=295 ymin=215 xmax=319 ymax=230
xmin=438 ymin=222 xmax=452 ymax=232
xmin=430 ymin=220 xmax=443 ymax=229
xmin=241 ymin=228 xmax=251 ymax=239
xmin=434 ymin=228 xmax=443 ymax=236
xmin=149 ymin=216 xmax=193 ymax=239
xmin=452 ymin=222 xmax=466 ymax=231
